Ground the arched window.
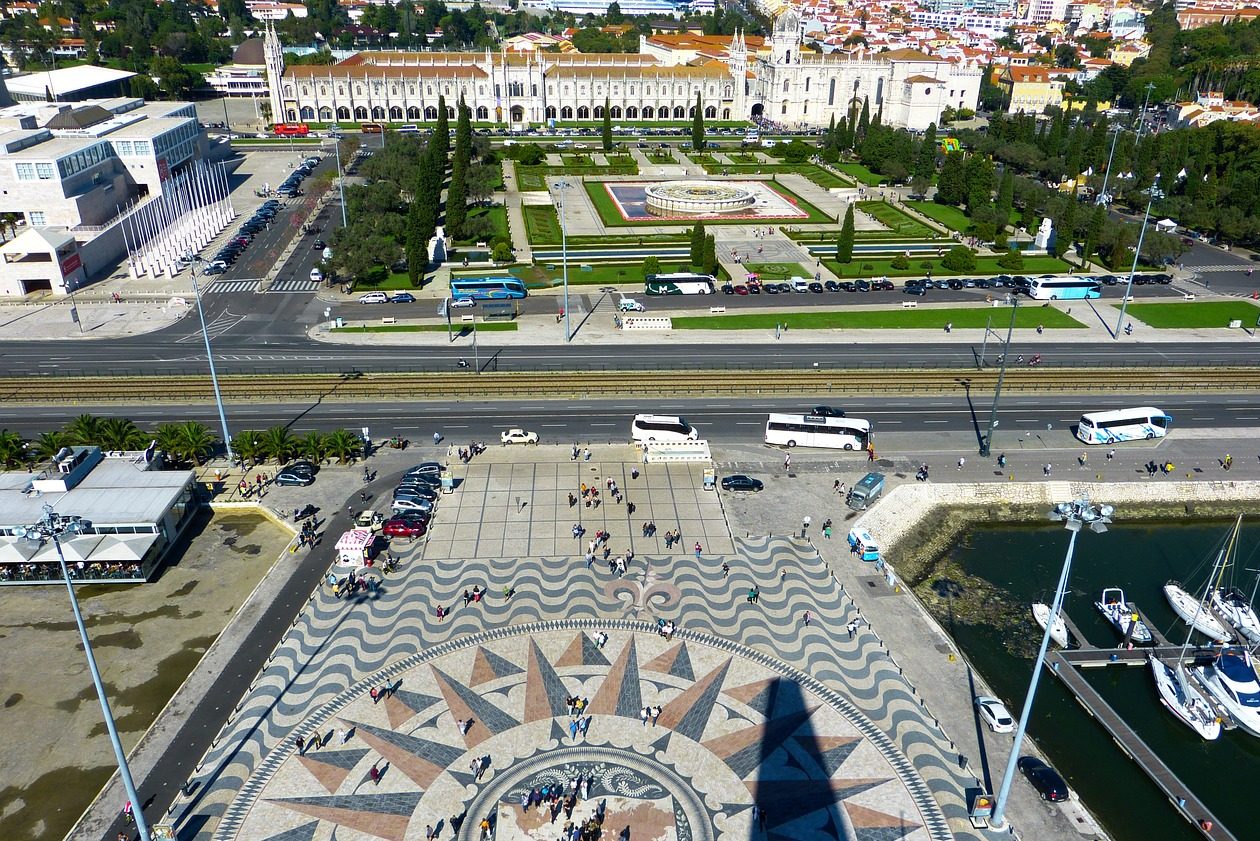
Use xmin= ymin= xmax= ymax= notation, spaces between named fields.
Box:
xmin=407 ymin=106 xmax=420 ymax=119
xmin=594 ymin=105 xmax=605 ymax=118
xmin=478 ymin=85 xmax=485 ymax=95
xmin=781 ymin=100 xmax=788 ymax=115
xmin=319 ymin=107 xmax=333 ymax=120
xmin=577 ymin=106 xmax=590 ymax=119
xmin=626 ymin=106 xmax=638 ymax=118
xmin=320 ymin=85 xmax=327 ymax=95
xmin=338 ymin=85 xmax=345 ymax=95
xmin=424 ymin=106 xmax=438 ymax=120
xmin=283 ymin=85 xmax=293 ymax=97
xmin=391 ymin=85 xmax=398 ymax=95
xmin=704 ymin=106 xmax=716 ymax=118
xmin=286 ymin=109 xmax=297 ymax=121
xmin=371 ymin=106 xmax=386 ymax=119
xmin=688 ymin=106 xmax=696 ymax=117
xmin=389 ymin=106 xmax=403 ymax=120
xmin=447 ymin=106 xmax=455 ymax=118
xmin=783 ymin=79 xmax=789 ymax=92
xmin=675 ymin=84 xmax=683 ymax=95
xmin=561 ymin=106 xmax=573 ymax=119
xmin=673 ymin=106 xmax=685 ymax=118
xmin=629 ymin=86 xmax=636 ymax=95
xmin=300 ymin=106 xmax=315 ymax=120
xmin=610 ymin=106 xmax=622 ymax=118
xmin=722 ymin=108 xmax=730 ymax=119
xmin=355 ymin=85 xmax=363 ymax=94
xmin=723 ymin=85 xmax=732 ymax=98
xmin=546 ymin=106 xmax=557 ymax=119
xmin=644 ymin=85 xmax=652 ymax=95
xmin=476 ymin=105 xmax=489 ymax=120
xmin=355 ymin=106 xmax=368 ymax=120
xmin=427 ymin=85 xmax=433 ymax=95
xmin=510 ymin=105 xmax=525 ymax=122
xmin=337 ymin=106 xmax=351 ymax=120
xmin=641 ymin=105 xmax=653 ymax=118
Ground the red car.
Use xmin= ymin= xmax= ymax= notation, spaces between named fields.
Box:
xmin=383 ymin=517 xmax=427 ymax=538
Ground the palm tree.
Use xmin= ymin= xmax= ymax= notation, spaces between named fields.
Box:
xmin=298 ymin=431 xmax=328 ymax=464
xmin=261 ymin=425 xmax=296 ymax=464
xmin=0 ymin=429 xmax=26 ymax=467
xmin=98 ymin=417 xmax=147 ymax=451
xmin=34 ymin=430 xmax=72 ymax=460
xmin=64 ymin=413 xmax=103 ymax=445
xmin=232 ymin=430 xmax=265 ymax=467
xmin=325 ymin=428 xmax=362 ymax=464
xmin=154 ymin=423 xmax=185 ymax=463
xmin=176 ymin=421 xmax=217 ymax=466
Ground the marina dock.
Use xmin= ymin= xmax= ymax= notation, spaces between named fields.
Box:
xmin=1043 ymin=610 xmax=1238 ymax=841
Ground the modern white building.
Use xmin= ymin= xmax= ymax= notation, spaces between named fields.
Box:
xmin=4 ymin=65 xmax=136 ymax=103
xmin=269 ymin=12 xmax=982 ymax=132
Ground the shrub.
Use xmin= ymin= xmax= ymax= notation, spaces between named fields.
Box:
xmin=890 ymin=254 xmax=910 ymax=270
xmin=491 ymin=242 xmax=513 ymax=263
xmin=997 ymin=248 xmax=1025 ymax=270
xmin=941 ymin=245 xmax=977 ymax=272
xmin=642 ymin=255 xmax=661 ymax=278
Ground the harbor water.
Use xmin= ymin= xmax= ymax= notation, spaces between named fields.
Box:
xmin=940 ymin=518 xmax=1260 ymax=841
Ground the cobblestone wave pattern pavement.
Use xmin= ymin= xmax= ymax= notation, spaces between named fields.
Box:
xmin=174 ymin=537 xmax=981 ymax=841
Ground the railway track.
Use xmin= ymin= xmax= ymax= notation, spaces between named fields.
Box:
xmin=3 ymin=368 xmax=1259 ymax=404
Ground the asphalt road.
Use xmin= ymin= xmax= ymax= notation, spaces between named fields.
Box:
xmin=6 ymin=394 xmax=1260 ymax=442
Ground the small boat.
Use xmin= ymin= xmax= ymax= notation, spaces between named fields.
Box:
xmin=1164 ymin=582 xmax=1232 ymax=643
xmin=1148 ymin=654 xmax=1221 ymax=740
xmin=1195 ymin=647 xmax=1260 ymax=737
xmin=1032 ymin=602 xmax=1069 ymax=648
xmin=1095 ymin=587 xmax=1153 ymax=644
xmin=1213 ymin=587 xmax=1260 ymax=645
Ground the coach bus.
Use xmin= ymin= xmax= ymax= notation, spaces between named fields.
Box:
xmin=450 ymin=277 xmax=528 ymax=301
xmin=1027 ymin=276 xmax=1102 ymax=300
xmin=644 ymin=273 xmax=715 ymax=296
xmin=1075 ymin=407 xmax=1171 ymax=444
xmin=764 ymin=413 xmax=871 ymax=450
xmin=360 ymin=122 xmax=384 ymax=134
xmin=631 ymin=414 xmax=698 ymax=443
xmin=272 ymin=123 xmax=310 ymax=137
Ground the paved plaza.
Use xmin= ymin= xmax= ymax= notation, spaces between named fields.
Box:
xmin=170 ymin=450 xmax=978 ymax=841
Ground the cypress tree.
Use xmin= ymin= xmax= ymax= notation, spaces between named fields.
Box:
xmin=1082 ymin=204 xmax=1106 ymax=263
xmin=602 ymin=98 xmax=613 ymax=151
xmin=434 ymin=95 xmax=450 ymax=162
xmin=1054 ymin=197 xmax=1077 ymax=259
xmin=915 ymin=122 xmax=938 ymax=182
xmin=837 ymin=204 xmax=855 ymax=264
xmin=702 ymin=233 xmax=717 ymax=276
xmin=454 ymin=95 xmax=472 ymax=171
xmin=690 ymin=222 xmax=706 ymax=267
xmin=936 ymin=151 xmax=968 ymax=206
xmin=446 ymin=98 xmax=472 ymax=240
xmin=994 ymin=170 xmax=1014 ymax=233
xmin=836 ymin=116 xmax=850 ymax=152
xmin=827 ymin=113 xmax=836 ymax=143
xmin=691 ymin=92 xmax=705 ymax=152
xmin=857 ymin=97 xmax=870 ymax=141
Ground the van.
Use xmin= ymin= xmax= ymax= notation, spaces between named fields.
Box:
xmin=617 ymin=298 xmax=645 ymax=312
xmin=847 ymin=472 xmax=886 ymax=511
xmin=358 ymin=291 xmax=388 ymax=304
xmin=790 ymin=277 xmax=811 ymax=293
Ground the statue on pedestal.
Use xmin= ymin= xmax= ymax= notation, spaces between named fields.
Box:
xmin=1034 ymin=218 xmax=1053 ymax=250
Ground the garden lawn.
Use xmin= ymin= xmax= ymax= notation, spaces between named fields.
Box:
xmin=700 ymin=162 xmax=847 ymax=190
xmin=672 ymin=307 xmax=1083 ymax=330
xmin=331 ymin=323 xmax=518 ymax=333
xmin=583 ymin=179 xmax=834 ymax=227
xmin=836 ymin=163 xmax=883 ymax=186
xmin=743 ymin=261 xmax=812 ymax=280
xmin=452 ymin=205 xmax=509 ymax=246
xmin=511 ymin=262 xmax=724 ymax=287
xmin=514 ymin=162 xmax=637 ymax=191
xmin=823 ymin=254 xmax=1072 ymax=278
xmin=1124 ymin=301 xmax=1260 ymax=328
xmin=857 ymin=201 xmax=936 ymax=239
xmin=523 ymin=205 xmax=562 ymax=243
xmin=905 ymin=200 xmax=970 ymax=234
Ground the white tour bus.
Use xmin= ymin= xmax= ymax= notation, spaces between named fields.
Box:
xmin=765 ymin=413 xmax=871 ymax=450
xmin=1075 ymin=407 xmax=1171 ymax=444
xmin=631 ymin=414 xmax=699 ymax=443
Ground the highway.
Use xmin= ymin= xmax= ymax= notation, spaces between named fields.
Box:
xmin=4 ymin=394 xmax=1260 ymax=441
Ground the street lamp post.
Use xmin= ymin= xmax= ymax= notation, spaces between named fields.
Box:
xmin=1114 ymin=176 xmax=1165 ymax=340
xmin=989 ymin=498 xmax=1114 ymax=830
xmin=555 ymin=179 xmax=571 ymax=342
xmin=980 ymin=295 xmax=1018 ymax=457
xmin=333 ymin=137 xmax=348 ymax=228
xmin=185 ymin=253 xmax=235 ymax=463
xmin=15 ymin=505 xmax=152 ymax=841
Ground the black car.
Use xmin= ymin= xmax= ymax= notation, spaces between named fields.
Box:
xmin=1017 ymin=757 xmax=1069 ymax=802
xmin=763 ymin=283 xmax=779 ymax=294
xmin=837 ymin=281 xmax=856 ymax=292
xmin=808 ymin=282 xmax=824 ymax=293
xmin=854 ymin=280 xmax=871 ymax=292
xmin=1099 ymin=275 xmax=1119 ymax=285
xmin=903 ymin=284 xmax=927 ymax=296
xmin=721 ymin=283 xmax=735 ymax=294
xmin=1152 ymin=273 xmax=1173 ymax=284
xmin=975 ymin=277 xmax=992 ymax=288
xmin=810 ymin=405 xmax=845 ymax=417
xmin=720 ymin=475 xmax=764 ymax=492
xmin=824 ymin=280 xmax=840 ymax=292
xmin=286 ymin=460 xmax=320 ymax=475
xmin=872 ymin=279 xmax=895 ymax=291
xmin=274 ymin=470 xmax=315 ymax=487
xmin=391 ymin=292 xmax=416 ymax=304
xmin=947 ymin=279 xmax=964 ymax=290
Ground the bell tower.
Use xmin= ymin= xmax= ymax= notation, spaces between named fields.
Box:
xmin=264 ymin=21 xmax=286 ymax=125
xmin=770 ymin=10 xmax=802 ymax=65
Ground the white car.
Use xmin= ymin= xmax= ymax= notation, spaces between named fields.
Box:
xmin=500 ymin=428 xmax=539 ymax=445
xmin=310 ymin=267 xmax=324 ymax=282
xmin=449 ymin=298 xmax=476 ymax=309
xmin=975 ymin=696 xmax=1015 ymax=733
xmin=391 ymin=498 xmax=434 ymax=515
xmin=358 ymin=291 xmax=388 ymax=304
xmin=617 ymin=298 xmax=645 ymax=313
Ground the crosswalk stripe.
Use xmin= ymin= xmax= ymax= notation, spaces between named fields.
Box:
xmin=1190 ymin=265 xmax=1255 ymax=272
xmin=202 ymin=279 xmax=260 ymax=294
xmin=266 ymin=279 xmax=321 ymax=293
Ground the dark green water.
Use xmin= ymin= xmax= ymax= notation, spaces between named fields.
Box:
xmin=944 ymin=518 xmax=1260 ymax=841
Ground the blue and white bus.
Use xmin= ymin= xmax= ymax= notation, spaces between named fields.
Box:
xmin=1028 ymin=276 xmax=1102 ymax=300
xmin=1075 ymin=407 xmax=1171 ymax=444
xmin=450 ymin=277 xmax=528 ymax=300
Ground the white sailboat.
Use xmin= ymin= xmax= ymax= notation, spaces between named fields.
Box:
xmin=1032 ymin=602 xmax=1069 ymax=648
xmin=1095 ymin=587 xmax=1153 ymax=644
xmin=1163 ymin=581 xmax=1232 ymax=643
xmin=1212 ymin=587 xmax=1260 ymax=645
xmin=1195 ymin=646 xmax=1260 ymax=738
xmin=1148 ymin=654 xmax=1221 ymax=740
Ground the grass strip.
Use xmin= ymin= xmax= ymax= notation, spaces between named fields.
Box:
xmin=904 ymin=200 xmax=971 ymax=233
xmin=856 ymin=201 xmax=935 ymax=239
xmin=671 ymin=306 xmax=1084 ymax=330
xmin=822 ymin=254 xmax=1072 ymax=278
xmin=1123 ymin=301 xmax=1260 ymax=328
xmin=835 ymin=163 xmax=883 ymax=186
xmin=332 ymin=322 xmax=519 ymax=333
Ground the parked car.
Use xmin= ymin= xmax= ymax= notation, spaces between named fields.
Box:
xmin=354 ymin=511 xmax=385 ymax=531
xmin=903 ymin=284 xmax=927 ymax=296
xmin=808 ymin=282 xmax=824 ymax=293
xmin=836 ymin=281 xmax=855 ymax=292
xmin=391 ymin=497 xmax=434 ymax=514
xmin=721 ymin=283 xmax=735 ymax=294
xmin=824 ymin=280 xmax=840 ymax=292
xmin=405 ymin=462 xmax=444 ymax=478
xmin=854 ymin=280 xmax=871 ymax=292
xmin=383 ymin=517 xmax=427 ymax=538
xmin=501 ymin=428 xmax=539 ymax=445
xmin=359 ymin=291 xmax=388 ymax=304
xmin=1018 ymin=756 xmax=1070 ymax=802
xmin=274 ymin=470 xmax=315 ymax=487
xmin=975 ymin=696 xmax=1015 ymax=733
xmin=448 ymin=298 xmax=476 ymax=309
xmin=720 ymin=475 xmax=764 ymax=492
xmin=872 ymin=279 xmax=895 ymax=291
xmin=734 ymin=284 xmax=749 ymax=295
xmin=617 ymin=298 xmax=646 ymax=312
xmin=390 ymin=292 xmax=416 ymax=304
xmin=203 ymin=261 xmax=227 ymax=275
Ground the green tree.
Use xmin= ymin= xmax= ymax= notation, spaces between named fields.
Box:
xmin=34 ymin=430 xmax=71 ymax=460
xmin=964 ymin=155 xmax=995 ymax=216
xmin=837 ymin=204 xmax=855 ymax=264
xmin=492 ymin=241 xmax=514 ymax=263
xmin=602 ymin=97 xmax=613 ymax=152
xmin=0 ymin=429 xmax=25 ymax=467
xmin=691 ymin=92 xmax=704 ymax=152
xmin=941 ymin=245 xmax=977 ymax=272
xmin=298 ymin=431 xmax=328 ymax=463
xmin=915 ymin=122 xmax=937 ymax=182
xmin=857 ymin=97 xmax=870 ymax=142
xmin=99 ymin=417 xmax=147 ymax=451
xmin=174 ymin=421 xmax=217 ymax=466
xmin=890 ymin=254 xmax=910 ymax=270
xmin=689 ymin=222 xmax=706 ymax=267
xmin=701 ymin=233 xmax=718 ymax=276
xmin=642 ymin=255 xmax=661 ymax=278
xmin=261 ymin=425 xmax=296 ymax=464
xmin=936 ymin=151 xmax=968 ymax=206
xmin=997 ymin=248 xmax=1025 ymax=270
xmin=64 ymin=413 xmax=103 ymax=445
xmin=1082 ymin=204 xmax=1106 ymax=263
xmin=1054 ymin=197 xmax=1078 ymax=258
xmin=325 ymin=429 xmax=362 ymax=464
xmin=994 ymin=170 xmax=1015 ymax=233
xmin=232 ymin=430 xmax=266 ymax=467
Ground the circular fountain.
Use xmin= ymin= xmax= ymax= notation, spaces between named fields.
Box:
xmin=643 ymin=180 xmax=758 ymax=216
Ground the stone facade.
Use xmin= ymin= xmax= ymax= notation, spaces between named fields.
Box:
xmin=267 ymin=13 xmax=981 ymax=132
